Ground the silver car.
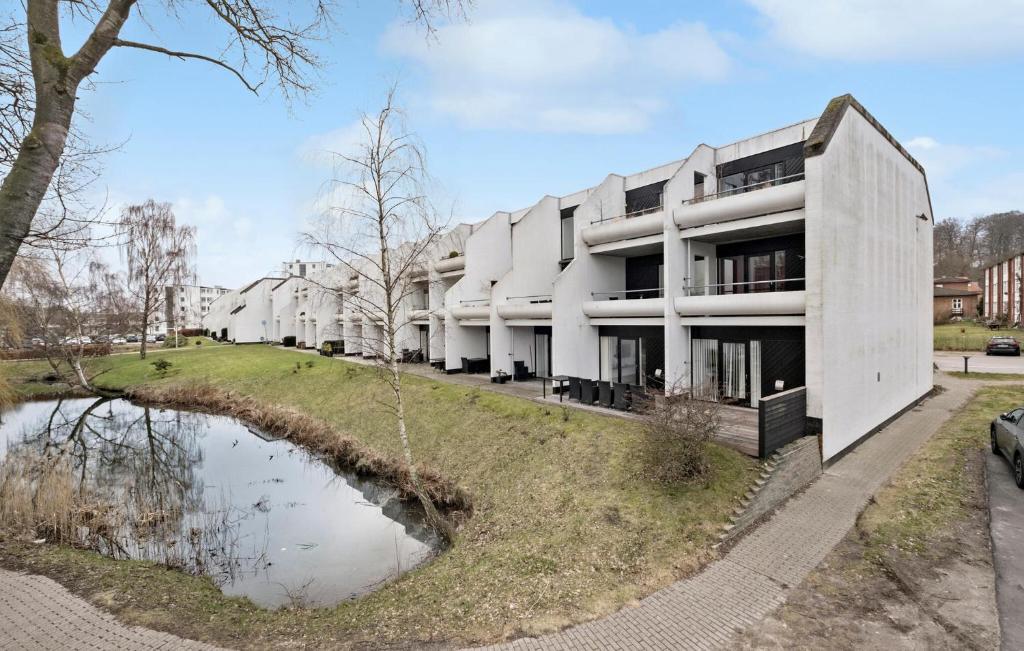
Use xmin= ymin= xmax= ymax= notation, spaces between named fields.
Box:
xmin=991 ymin=408 xmax=1024 ymax=489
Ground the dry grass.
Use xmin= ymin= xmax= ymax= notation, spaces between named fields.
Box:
xmin=0 ymin=448 xmax=116 ymax=546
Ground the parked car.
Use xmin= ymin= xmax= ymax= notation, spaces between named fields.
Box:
xmin=145 ymin=334 xmax=157 ymax=343
xmin=126 ymin=334 xmax=139 ymax=343
xmin=111 ymin=336 xmax=127 ymax=345
xmin=156 ymin=334 xmax=166 ymax=342
xmin=986 ymin=336 xmax=1021 ymax=356
xmin=991 ymin=408 xmax=1024 ymax=489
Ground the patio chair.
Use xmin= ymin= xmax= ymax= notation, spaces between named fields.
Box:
xmin=597 ymin=381 xmax=612 ymax=408
xmin=612 ymin=382 xmax=630 ymax=410
xmin=579 ymin=378 xmax=597 ymax=405
xmin=568 ymin=376 xmax=582 ymax=401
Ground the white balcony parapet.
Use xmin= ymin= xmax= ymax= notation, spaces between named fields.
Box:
xmin=451 ymin=299 xmax=489 ymax=320
xmin=409 ymin=308 xmax=430 ymax=321
xmin=434 ymin=255 xmax=466 ymax=273
xmin=497 ymin=295 xmax=553 ymax=320
xmin=583 ymin=290 xmax=664 ymax=318
xmin=582 ymin=211 xmax=663 ymax=246
xmin=675 ymin=290 xmax=806 ymax=316
xmin=674 ymin=176 xmax=805 ymax=229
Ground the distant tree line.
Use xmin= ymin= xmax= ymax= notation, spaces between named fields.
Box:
xmin=934 ymin=211 xmax=1024 ymax=279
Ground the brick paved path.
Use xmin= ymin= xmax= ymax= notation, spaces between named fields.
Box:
xmin=0 ymin=570 xmax=222 ymax=650
xmin=476 ymin=374 xmax=976 ymax=650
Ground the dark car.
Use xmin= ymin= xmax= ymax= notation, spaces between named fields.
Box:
xmin=986 ymin=336 xmax=1021 ymax=356
xmin=992 ymin=408 xmax=1024 ymax=489
xmin=126 ymin=334 xmax=139 ymax=343
xmin=156 ymin=334 xmax=166 ymax=342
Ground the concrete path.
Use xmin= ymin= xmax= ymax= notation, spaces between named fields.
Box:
xmin=988 ymin=451 xmax=1024 ymax=651
xmin=476 ymin=374 xmax=977 ymax=650
xmin=935 ymin=350 xmax=1024 ymax=374
xmin=0 ymin=569 xmax=222 ymax=650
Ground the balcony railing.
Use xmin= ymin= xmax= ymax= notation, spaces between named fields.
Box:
xmin=591 ymin=288 xmax=665 ymax=300
xmin=591 ymin=198 xmax=665 ymax=225
xmin=682 ymin=173 xmax=804 ymax=205
xmin=682 ymin=278 xmax=805 ymax=296
xmin=498 ymin=294 xmax=553 ymax=320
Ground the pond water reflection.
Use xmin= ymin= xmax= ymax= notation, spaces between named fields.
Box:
xmin=0 ymin=398 xmax=440 ymax=608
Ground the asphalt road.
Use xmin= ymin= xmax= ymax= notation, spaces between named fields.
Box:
xmin=988 ymin=451 xmax=1024 ymax=651
xmin=935 ymin=351 xmax=1024 ymax=374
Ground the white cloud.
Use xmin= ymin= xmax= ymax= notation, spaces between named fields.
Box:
xmin=904 ymin=137 xmax=1017 ymax=219
xmin=381 ymin=0 xmax=730 ymax=133
xmin=906 ymin=136 xmax=1004 ymax=179
xmin=748 ymin=0 xmax=1024 ymax=61
xmin=297 ymin=121 xmax=366 ymax=168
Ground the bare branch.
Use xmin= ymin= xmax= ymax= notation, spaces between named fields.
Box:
xmin=112 ymin=38 xmax=261 ymax=93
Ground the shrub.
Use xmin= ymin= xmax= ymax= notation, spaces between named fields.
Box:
xmin=448 ymin=250 xmax=460 ymax=258
xmin=282 ymin=336 xmax=296 ymax=348
xmin=638 ymin=389 xmax=719 ymax=483
xmin=151 ymin=358 xmax=173 ymax=376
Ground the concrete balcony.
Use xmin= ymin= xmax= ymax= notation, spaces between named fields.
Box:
xmin=451 ymin=302 xmax=489 ymax=321
xmin=582 ymin=210 xmax=663 ymax=247
xmin=674 ymin=290 xmax=806 ymax=316
xmin=496 ymin=298 xmax=553 ymax=320
xmin=409 ymin=308 xmax=430 ymax=322
xmin=674 ymin=177 xmax=805 ymax=229
xmin=434 ymin=255 xmax=466 ymax=274
xmin=583 ymin=295 xmax=664 ymax=318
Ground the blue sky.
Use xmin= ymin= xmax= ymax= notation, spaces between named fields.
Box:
xmin=63 ymin=0 xmax=1024 ymax=287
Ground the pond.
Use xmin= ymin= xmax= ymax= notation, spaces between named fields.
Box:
xmin=0 ymin=398 xmax=441 ymax=608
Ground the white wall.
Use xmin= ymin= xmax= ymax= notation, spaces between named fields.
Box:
xmin=552 ymin=175 xmax=627 ymax=379
xmin=445 ymin=212 xmax=512 ymax=369
xmin=663 ymin=145 xmax=716 ymax=391
xmin=490 ymin=196 xmax=562 ymax=376
xmin=804 ymin=107 xmax=933 ymax=461
xmin=232 ymin=279 xmax=275 ymax=343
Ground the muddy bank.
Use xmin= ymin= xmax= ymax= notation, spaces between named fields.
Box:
xmin=127 ymin=383 xmax=473 ymax=516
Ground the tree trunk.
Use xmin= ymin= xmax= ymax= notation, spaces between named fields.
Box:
xmin=139 ymin=288 xmax=150 ymax=359
xmin=0 ymin=104 xmax=75 ymax=288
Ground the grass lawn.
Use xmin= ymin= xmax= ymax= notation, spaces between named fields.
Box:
xmin=860 ymin=382 xmax=1024 ymax=555
xmin=0 ymin=345 xmax=757 ymax=648
xmin=934 ymin=320 xmax=1020 ymax=351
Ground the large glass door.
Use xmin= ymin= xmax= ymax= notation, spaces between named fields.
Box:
xmin=721 ymin=342 xmax=747 ymax=402
xmin=692 ymin=338 xmax=719 ymax=401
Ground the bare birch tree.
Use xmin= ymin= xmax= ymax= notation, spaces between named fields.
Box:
xmin=118 ymin=200 xmax=195 ymax=359
xmin=0 ymin=1 xmax=468 ymax=290
xmin=302 ymin=86 xmax=453 ymax=537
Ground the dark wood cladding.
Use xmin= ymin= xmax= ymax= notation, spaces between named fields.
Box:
xmin=758 ymin=387 xmax=807 ymax=458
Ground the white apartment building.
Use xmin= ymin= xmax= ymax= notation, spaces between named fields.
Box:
xmin=220 ymin=94 xmax=933 ymax=462
xmin=160 ymin=284 xmax=231 ymax=332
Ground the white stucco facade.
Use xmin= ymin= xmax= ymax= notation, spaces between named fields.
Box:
xmin=220 ymin=95 xmax=932 ymax=463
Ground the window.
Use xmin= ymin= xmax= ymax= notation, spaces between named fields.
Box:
xmin=952 ymin=298 xmax=963 ymax=312
xmin=299 ymin=263 xmax=307 ymax=277
xmin=624 ymin=180 xmax=666 ymax=216
xmin=560 ymin=205 xmax=577 ymax=262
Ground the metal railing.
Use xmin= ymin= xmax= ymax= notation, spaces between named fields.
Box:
xmin=590 ymin=288 xmax=664 ymax=300
xmin=459 ymin=298 xmax=490 ymax=305
xmin=682 ymin=172 xmax=804 ymax=205
xmin=505 ymin=293 xmax=553 ymax=304
xmin=682 ymin=277 xmax=805 ymax=296
xmin=590 ymin=199 xmax=665 ymax=225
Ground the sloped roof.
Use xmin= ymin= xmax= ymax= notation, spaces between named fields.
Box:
xmin=934 ymin=287 xmax=980 ymax=297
